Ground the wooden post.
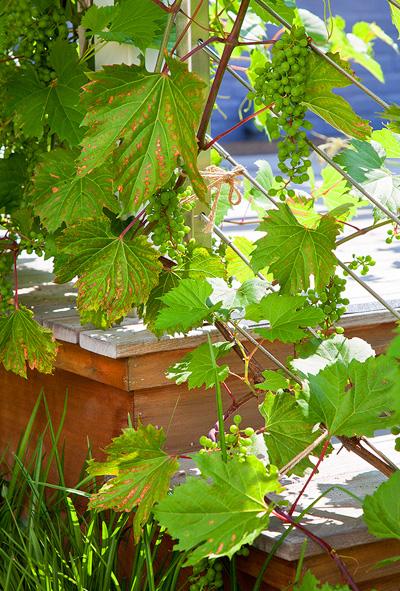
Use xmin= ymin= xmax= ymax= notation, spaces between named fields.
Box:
xmin=176 ymin=0 xmax=211 ymax=246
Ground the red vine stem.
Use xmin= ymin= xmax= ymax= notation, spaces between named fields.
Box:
xmin=288 ymin=438 xmax=330 ymax=516
xmin=150 ymin=0 xmax=182 ymax=13
xmin=204 ymin=103 xmax=274 ymax=150
xmin=270 ymin=503 xmax=360 ymax=591
xmin=119 ymin=208 xmax=147 ymax=240
xmin=222 ymin=381 xmax=237 ymax=404
xmin=170 ymin=0 xmax=206 ymax=57
xmin=197 ymin=0 xmax=250 ymax=149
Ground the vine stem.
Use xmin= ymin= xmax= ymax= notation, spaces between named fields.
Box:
xmin=197 ymin=0 xmax=250 ymax=148
xmin=288 ymin=438 xmax=330 ymax=516
xmin=155 ymin=1 xmax=181 ymax=73
xmin=280 ymin=430 xmax=328 ymax=476
xmin=170 ymin=0 xmax=205 ymax=57
xmin=208 ymin=335 xmax=228 ymax=461
xmin=269 ymin=502 xmax=361 ymax=591
xmin=336 ymin=219 xmax=391 ymax=246
xmin=119 ymin=208 xmax=147 ymax=240
xmin=150 ymin=0 xmax=182 ymax=13
xmin=203 ymin=103 xmax=274 ymax=149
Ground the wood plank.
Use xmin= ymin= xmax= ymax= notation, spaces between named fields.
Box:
xmin=0 ymin=366 xmax=133 ymax=485
xmin=55 ymin=342 xmax=131 ymax=391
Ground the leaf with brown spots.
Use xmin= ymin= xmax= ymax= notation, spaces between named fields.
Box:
xmin=0 ymin=307 xmax=57 ymax=378
xmin=32 ymin=148 xmax=120 ymax=232
xmin=88 ymin=424 xmax=179 ymax=541
xmin=54 ymin=219 xmax=162 ymax=328
xmin=79 ymin=58 xmax=207 ymax=215
xmin=154 ymin=453 xmax=281 ymax=565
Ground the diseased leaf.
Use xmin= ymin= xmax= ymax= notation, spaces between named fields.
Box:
xmin=32 ymin=149 xmax=119 ymax=232
xmin=7 ymin=39 xmax=86 ymax=146
xmin=300 ymin=357 xmax=400 ymax=437
xmin=292 ymin=335 xmax=375 ymax=377
xmin=166 ymin=341 xmax=233 ymax=389
xmin=79 ymin=58 xmax=207 ymax=214
xmin=154 ymin=453 xmax=281 ymax=565
xmin=0 ymin=307 xmax=57 ymax=378
xmin=260 ymin=392 xmax=325 ymax=476
xmin=303 ymin=52 xmax=371 ymax=139
xmin=154 ymin=278 xmax=221 ymax=335
xmin=54 ymin=219 xmax=162 ymax=328
xmin=251 ymin=204 xmax=339 ymax=294
xmin=363 ymin=471 xmax=400 ymax=541
xmin=246 ymin=293 xmax=324 ymax=343
xmin=88 ymin=424 xmax=178 ymax=541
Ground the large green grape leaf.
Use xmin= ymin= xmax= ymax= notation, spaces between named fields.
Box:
xmin=260 ymin=392 xmax=326 ymax=476
xmin=32 ymin=149 xmax=119 ymax=232
xmin=292 ymin=335 xmax=375 ymax=377
xmin=154 ymin=453 xmax=281 ymax=565
xmin=251 ymin=204 xmax=339 ymax=294
xmin=303 ymin=52 xmax=371 ymax=139
xmin=7 ymin=39 xmax=86 ymax=146
xmin=251 ymin=0 xmax=296 ymax=25
xmin=0 ymin=307 xmax=57 ymax=378
xmin=82 ymin=0 xmax=165 ymax=51
xmin=166 ymin=341 xmax=233 ymax=389
xmin=153 ymin=278 xmax=222 ymax=335
xmin=209 ymin=278 xmax=270 ymax=311
xmin=294 ymin=571 xmax=351 ymax=591
xmin=79 ymin=58 xmax=207 ymax=215
xmin=54 ymin=220 xmax=162 ymax=327
xmin=363 ymin=471 xmax=400 ymax=540
xmin=245 ymin=293 xmax=324 ymax=343
xmin=88 ymin=424 xmax=179 ymax=541
xmin=300 ymin=357 xmax=400 ymax=437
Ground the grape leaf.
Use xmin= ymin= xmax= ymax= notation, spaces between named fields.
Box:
xmin=0 ymin=154 xmax=28 ymax=211
xmin=8 ymin=39 xmax=86 ymax=146
xmin=54 ymin=219 xmax=162 ymax=328
xmin=251 ymin=0 xmax=296 ymax=25
xmin=292 ymin=335 xmax=375 ymax=377
xmin=335 ymin=140 xmax=400 ymax=217
xmin=256 ymin=369 xmax=288 ymax=392
xmin=32 ymin=149 xmax=119 ymax=232
xmin=260 ymin=392 xmax=325 ymax=476
xmin=380 ymin=104 xmax=400 ymax=133
xmin=88 ymin=424 xmax=179 ymax=541
xmin=251 ymin=204 xmax=339 ymax=294
xmin=372 ymin=129 xmax=400 ymax=158
xmin=294 ymin=571 xmax=351 ymax=591
xmin=389 ymin=2 xmax=400 ymax=38
xmin=154 ymin=453 xmax=281 ymax=565
xmin=300 ymin=357 xmax=400 ymax=437
xmin=82 ymin=0 xmax=166 ymax=51
xmin=153 ymin=278 xmax=221 ymax=335
xmin=0 ymin=307 xmax=57 ymax=378
xmin=363 ymin=471 xmax=400 ymax=541
xmin=166 ymin=341 xmax=233 ymax=389
xmin=303 ymin=52 xmax=371 ymax=139
xmin=79 ymin=58 xmax=207 ymax=214
xmin=245 ymin=293 xmax=324 ymax=343
xmin=314 ymin=165 xmax=365 ymax=219
xmin=226 ymin=236 xmax=270 ymax=282
xmin=209 ymin=278 xmax=270 ymax=311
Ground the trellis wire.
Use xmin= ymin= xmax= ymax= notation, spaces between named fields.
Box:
xmin=388 ymin=0 xmax=400 ymax=10
xmin=202 ymin=44 xmax=400 ymax=227
xmin=204 ymin=138 xmax=400 ymax=322
xmin=253 ymin=0 xmax=390 ymax=110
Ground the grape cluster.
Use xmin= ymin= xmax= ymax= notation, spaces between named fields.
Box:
xmin=252 ymin=27 xmax=312 ymax=200
xmin=199 ymin=415 xmax=255 ymax=460
xmin=345 ymin=254 xmax=376 ymax=276
xmin=386 ymin=226 xmax=400 ymax=244
xmin=0 ymin=252 xmax=14 ymax=313
xmin=2 ymin=0 xmax=67 ymax=83
xmin=148 ymin=186 xmax=193 ymax=261
xmin=307 ymin=275 xmax=349 ymax=330
xmin=189 ymin=559 xmax=224 ymax=590
xmin=19 ymin=230 xmax=46 ymax=258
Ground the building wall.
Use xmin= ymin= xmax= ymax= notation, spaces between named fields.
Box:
xmin=211 ymin=0 xmax=399 ymax=141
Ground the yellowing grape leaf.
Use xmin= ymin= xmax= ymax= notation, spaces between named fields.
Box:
xmin=0 ymin=307 xmax=57 ymax=378
xmin=54 ymin=219 xmax=162 ymax=327
xmin=154 ymin=453 xmax=281 ymax=565
xmin=32 ymin=149 xmax=119 ymax=232
xmin=251 ymin=204 xmax=339 ymax=294
xmin=88 ymin=424 xmax=178 ymax=541
xmin=166 ymin=341 xmax=233 ymax=389
xmin=246 ymin=293 xmax=324 ymax=343
xmin=80 ymin=58 xmax=207 ymax=214
xmin=303 ymin=52 xmax=371 ymax=139
xmin=300 ymin=357 xmax=400 ymax=437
